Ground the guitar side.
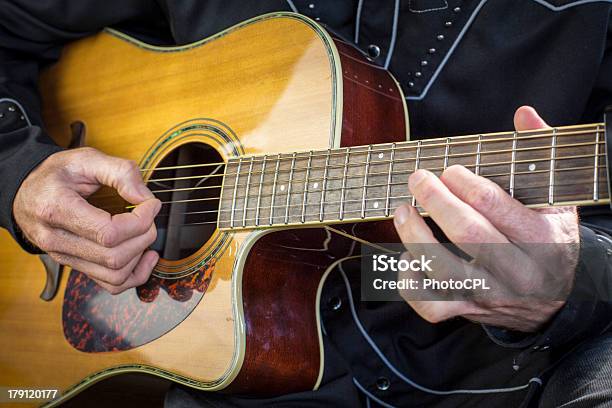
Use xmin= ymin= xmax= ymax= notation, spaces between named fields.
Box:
xmin=0 ymin=13 xmax=408 ymax=406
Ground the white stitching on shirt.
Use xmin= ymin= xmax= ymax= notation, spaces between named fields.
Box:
xmin=0 ymin=98 xmax=31 ymax=127
xmin=285 ymin=0 xmax=298 ymax=13
xmin=531 ymin=0 xmax=612 ymax=10
xmin=354 ymin=0 xmax=365 ymax=43
xmin=337 ymin=262 xmax=543 ymax=395
xmin=408 ymin=0 xmax=448 ymax=13
xmin=384 ymin=0 xmax=401 ymax=69
xmin=405 ymin=0 xmax=612 ymax=101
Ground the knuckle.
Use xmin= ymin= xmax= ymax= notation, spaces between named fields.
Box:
xmin=35 ymin=202 xmax=57 ymax=223
xmin=103 ymin=252 xmax=124 ymax=270
xmin=107 ymin=272 xmax=128 ymax=287
xmin=34 ymin=229 xmax=54 ymax=251
xmin=119 ymin=159 xmax=139 ymax=176
xmin=467 ymin=184 xmax=499 ymax=213
xmin=96 ymin=223 xmax=118 ymax=247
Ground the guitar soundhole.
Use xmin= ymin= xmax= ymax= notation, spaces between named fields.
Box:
xmin=147 ymin=142 xmax=225 ymax=261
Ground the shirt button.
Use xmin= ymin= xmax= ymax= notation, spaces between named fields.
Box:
xmin=376 ymin=377 xmax=391 ymax=391
xmin=328 ymin=296 xmax=342 ymax=311
xmin=367 ymin=44 xmax=381 ymax=60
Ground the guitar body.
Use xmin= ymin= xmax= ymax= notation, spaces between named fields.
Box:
xmin=0 ymin=13 xmax=409 ymax=406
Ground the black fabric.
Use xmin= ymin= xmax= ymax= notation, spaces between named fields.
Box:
xmin=1 ymin=1 xmax=612 ymax=407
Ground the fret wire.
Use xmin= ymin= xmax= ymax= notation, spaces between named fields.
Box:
xmin=509 ymin=131 xmax=517 ymax=198
xmin=218 ymin=184 xmax=608 ymax=228
xmin=269 ymin=154 xmax=281 ymax=226
xmin=411 ymin=140 xmax=421 ymax=207
xmin=218 ymin=164 xmax=608 ymax=206
xmin=339 ymin=147 xmax=351 ymax=220
xmin=301 ymin=151 xmax=314 ymax=223
xmin=284 ymin=153 xmax=297 ymax=224
xmin=148 ymin=139 xmax=606 ymax=184
xmin=549 ymin=128 xmax=557 ymax=205
xmin=233 ymin=151 xmax=606 ymax=190
xmin=385 ymin=143 xmax=396 ymax=217
xmin=443 ymin=137 xmax=450 ymax=169
xmin=320 ymin=149 xmax=331 ymax=222
xmin=230 ymin=157 xmax=242 ymax=228
xmin=146 ymin=150 xmax=607 ymax=200
xmin=242 ymin=157 xmax=254 ymax=228
xmin=139 ymin=124 xmax=602 ymax=173
xmin=189 ymin=191 xmax=612 ymax=229
xmin=165 ymin=177 xmax=609 ymax=220
xmin=475 ymin=134 xmax=482 ymax=176
xmin=146 ymin=161 xmax=608 ymax=213
xmin=361 ymin=145 xmax=373 ymax=219
xmin=255 ymin=155 xmax=267 ymax=227
xmin=594 ymin=125 xmax=600 ymax=201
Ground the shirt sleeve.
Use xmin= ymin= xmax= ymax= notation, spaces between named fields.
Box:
xmin=0 ymin=0 xmax=158 ymax=251
xmin=483 ymin=10 xmax=612 ymax=349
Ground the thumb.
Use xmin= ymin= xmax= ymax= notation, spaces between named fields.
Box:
xmin=513 ymin=106 xmax=550 ymax=131
xmin=89 ymin=150 xmax=154 ymax=204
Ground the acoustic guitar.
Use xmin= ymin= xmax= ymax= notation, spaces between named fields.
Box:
xmin=0 ymin=12 xmax=609 ymax=407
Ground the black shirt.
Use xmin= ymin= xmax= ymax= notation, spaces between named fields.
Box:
xmin=1 ymin=1 xmax=612 ymax=406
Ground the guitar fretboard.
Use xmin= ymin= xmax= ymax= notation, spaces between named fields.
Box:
xmin=218 ymin=123 xmax=608 ymax=230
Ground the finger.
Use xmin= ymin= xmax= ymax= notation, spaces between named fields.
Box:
xmin=440 ymin=165 xmax=544 ymax=242
xmin=85 ymin=150 xmax=154 ymax=204
xmin=398 ymin=259 xmax=473 ymax=323
xmin=45 ymin=193 xmax=161 ymax=247
xmin=408 ymin=169 xmax=508 ymax=250
xmin=95 ymin=198 xmax=161 ymax=247
xmin=48 ymin=250 xmax=143 ymax=287
xmin=47 ymin=225 xmax=157 ymax=270
xmin=91 ymin=251 xmax=159 ymax=295
xmin=393 ymin=204 xmax=465 ymax=281
xmin=513 ymin=106 xmax=550 ymax=131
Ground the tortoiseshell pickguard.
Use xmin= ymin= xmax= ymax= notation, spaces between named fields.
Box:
xmin=62 ymin=260 xmax=215 ymax=352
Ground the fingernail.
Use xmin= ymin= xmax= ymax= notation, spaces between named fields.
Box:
xmin=154 ymin=199 xmax=162 ymax=214
xmin=394 ymin=205 xmax=410 ymax=227
xmin=409 ymin=169 xmax=429 ymax=192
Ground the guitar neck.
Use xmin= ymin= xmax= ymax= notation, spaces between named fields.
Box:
xmin=218 ymin=123 xmax=608 ymax=230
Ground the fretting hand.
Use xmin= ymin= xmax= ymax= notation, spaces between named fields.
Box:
xmin=13 ymin=147 xmax=161 ymax=294
xmin=392 ymin=106 xmax=580 ymax=332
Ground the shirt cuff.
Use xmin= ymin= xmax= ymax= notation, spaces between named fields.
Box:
xmin=0 ymin=125 xmax=64 ymax=253
xmin=483 ymin=225 xmax=612 ymax=349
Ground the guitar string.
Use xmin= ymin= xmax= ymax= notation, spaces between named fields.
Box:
xmin=153 ymin=178 xmax=609 ymax=219
xmin=137 ymin=125 xmax=602 ymax=173
xmin=145 ymin=151 xmax=606 ymax=195
xmin=143 ymin=139 xmax=605 ymax=185
xmin=155 ymin=187 xmax=609 ymax=229
xmin=100 ymin=165 xmax=607 ymax=225
xmin=92 ymin=142 xmax=606 ymax=204
xmin=109 ymin=163 xmax=606 ymax=211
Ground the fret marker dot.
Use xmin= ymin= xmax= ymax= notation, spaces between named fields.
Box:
xmin=529 ymin=163 xmax=536 ymax=171
xmin=313 ymin=182 xmax=319 ymax=189
xmin=280 ymin=185 xmax=285 ymax=191
xmin=378 ymin=153 xmax=384 ymax=159
xmin=374 ymin=202 xmax=380 ymax=209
